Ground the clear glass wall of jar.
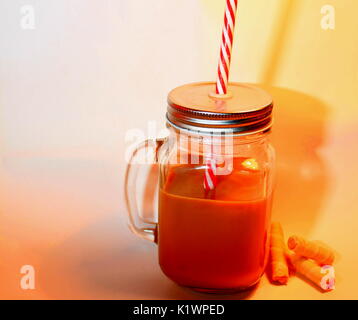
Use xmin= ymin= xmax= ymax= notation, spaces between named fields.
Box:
xmin=157 ymin=123 xmax=275 ymax=293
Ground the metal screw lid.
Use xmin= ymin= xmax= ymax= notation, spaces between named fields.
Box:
xmin=167 ymin=82 xmax=273 ymax=135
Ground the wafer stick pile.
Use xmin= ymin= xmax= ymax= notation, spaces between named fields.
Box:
xmin=269 ymin=222 xmax=336 ymax=291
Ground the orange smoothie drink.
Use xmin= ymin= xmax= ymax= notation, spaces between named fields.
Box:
xmin=158 ymin=157 xmax=272 ymax=291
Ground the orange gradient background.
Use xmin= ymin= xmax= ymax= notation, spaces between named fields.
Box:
xmin=0 ymin=0 xmax=357 ymax=299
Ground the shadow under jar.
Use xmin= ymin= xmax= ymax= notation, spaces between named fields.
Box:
xmin=125 ymin=82 xmax=276 ymax=294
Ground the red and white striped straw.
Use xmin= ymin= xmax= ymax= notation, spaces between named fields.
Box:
xmin=204 ymin=157 xmax=218 ymax=191
xmin=204 ymin=0 xmax=239 ymax=191
xmin=215 ymin=0 xmax=238 ymax=95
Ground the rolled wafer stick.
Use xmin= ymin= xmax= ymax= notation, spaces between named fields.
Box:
xmin=288 ymin=253 xmax=335 ymax=291
xmin=288 ymin=235 xmax=335 ymax=265
xmin=270 ymin=222 xmax=289 ymax=284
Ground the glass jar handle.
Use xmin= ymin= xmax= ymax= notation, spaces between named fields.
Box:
xmin=124 ymin=138 xmax=165 ymax=242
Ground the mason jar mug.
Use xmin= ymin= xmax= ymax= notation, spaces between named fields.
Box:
xmin=125 ymin=82 xmax=275 ymax=293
